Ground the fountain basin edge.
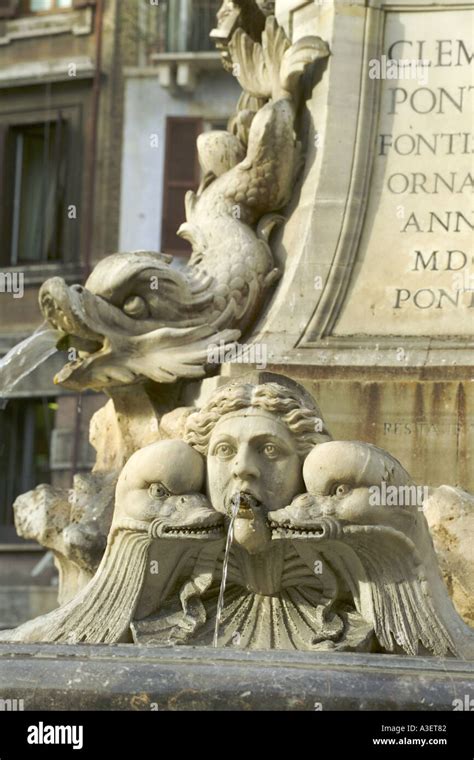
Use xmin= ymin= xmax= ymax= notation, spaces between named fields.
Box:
xmin=0 ymin=644 xmax=472 ymax=711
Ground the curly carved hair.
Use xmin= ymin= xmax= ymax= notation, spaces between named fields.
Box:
xmin=184 ymin=382 xmax=331 ymax=457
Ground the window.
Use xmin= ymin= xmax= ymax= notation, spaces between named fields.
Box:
xmin=0 ymin=117 xmax=69 ymax=265
xmin=22 ymin=0 xmax=72 ymax=13
xmin=0 ymin=0 xmax=93 ymax=20
xmin=162 ymin=117 xmax=202 ymax=257
xmin=0 ymin=398 xmax=54 ymax=542
xmin=157 ymin=0 xmax=221 ymax=53
xmin=0 ymin=1 xmax=20 ymax=19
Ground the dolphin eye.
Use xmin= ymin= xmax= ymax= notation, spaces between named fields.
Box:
xmin=123 ymin=295 xmax=148 ymax=319
xmin=332 ymin=483 xmax=351 ymax=497
xmin=149 ymin=483 xmax=170 ymax=499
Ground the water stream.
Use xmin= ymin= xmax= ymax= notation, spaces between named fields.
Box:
xmin=213 ymin=493 xmax=241 ymax=648
xmin=0 ymin=322 xmax=60 ymax=399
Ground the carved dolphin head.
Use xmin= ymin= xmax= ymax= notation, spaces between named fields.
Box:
xmin=39 ymin=251 xmax=214 ymax=390
xmin=269 ymin=441 xmax=420 ymax=537
xmin=113 ymin=440 xmax=224 ymax=540
xmin=303 ymin=440 xmax=416 ymax=522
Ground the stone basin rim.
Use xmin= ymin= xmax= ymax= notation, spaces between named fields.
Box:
xmin=0 ymin=644 xmax=473 ymax=675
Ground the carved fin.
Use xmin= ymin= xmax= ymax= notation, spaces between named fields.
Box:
xmin=177 ymin=222 xmax=207 ymax=253
xmin=229 ymin=17 xmax=329 ymax=101
xmin=184 ymin=189 xmax=198 ymax=221
xmin=280 ymin=35 xmax=330 ymax=94
xmin=128 ymin=326 xmax=241 ymax=383
xmin=229 ymin=26 xmax=272 ymax=99
xmin=257 ymin=212 xmax=285 ymax=242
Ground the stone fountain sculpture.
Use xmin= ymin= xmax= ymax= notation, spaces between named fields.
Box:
xmin=3 ymin=4 xmax=473 ymax=659
xmin=1 ymin=377 xmax=473 ymax=659
xmin=13 ymin=9 xmax=331 ymax=603
xmin=39 ymin=15 xmax=328 ymax=393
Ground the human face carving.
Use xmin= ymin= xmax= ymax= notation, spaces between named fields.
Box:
xmin=206 ymin=410 xmax=304 ymax=515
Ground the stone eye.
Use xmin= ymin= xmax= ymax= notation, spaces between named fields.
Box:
xmin=333 ymin=483 xmax=350 ymax=497
xmin=149 ymin=483 xmax=170 ymax=499
xmin=214 ymin=443 xmax=235 ymax=459
xmin=262 ymin=443 xmax=279 ymax=459
xmin=123 ymin=295 xmax=148 ymax=319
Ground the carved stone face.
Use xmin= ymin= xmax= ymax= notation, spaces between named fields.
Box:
xmin=206 ymin=409 xmax=304 ymax=515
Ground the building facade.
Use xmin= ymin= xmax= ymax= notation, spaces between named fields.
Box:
xmin=120 ymin=0 xmax=239 ymax=262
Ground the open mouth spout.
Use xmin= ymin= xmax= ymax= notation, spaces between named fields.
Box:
xmin=40 ymin=278 xmax=104 ymax=346
xmin=150 ymin=508 xmax=225 ymax=541
xmin=268 ymin=508 xmax=343 ymax=541
xmin=38 ymin=276 xmax=153 ymax=390
xmin=39 ymin=277 xmax=108 ymax=386
xmin=229 ymin=492 xmax=272 ymax=554
xmin=230 ymin=491 xmax=261 ymax=519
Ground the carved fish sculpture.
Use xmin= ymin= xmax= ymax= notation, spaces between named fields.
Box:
xmin=0 ymin=441 xmax=224 ymax=645
xmin=38 ymin=18 xmax=329 ymax=391
xmin=269 ymin=441 xmax=474 ymax=658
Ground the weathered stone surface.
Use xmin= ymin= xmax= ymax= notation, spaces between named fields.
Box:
xmin=223 ymin=368 xmax=474 ymax=494
xmin=2 ymin=1 xmax=472 ymax=671
xmin=0 ymin=644 xmax=472 ymax=711
xmin=424 ymin=486 xmax=474 ymax=627
xmin=13 ymin=474 xmax=116 ymax=605
xmin=255 ymin=0 xmax=473 ymax=368
xmin=1 ymin=375 xmax=473 ymax=659
xmin=11 ymin=11 xmax=331 ymax=605
xmin=37 ymin=16 xmax=329 ymax=394
xmin=335 ymin=9 xmax=473 ymax=336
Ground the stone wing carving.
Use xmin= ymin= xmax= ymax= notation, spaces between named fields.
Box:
xmin=328 ymin=523 xmax=457 ymax=657
xmin=423 ymin=485 xmax=474 ymax=627
xmin=270 ymin=441 xmax=474 ymax=658
xmin=0 ymin=441 xmax=223 ymax=645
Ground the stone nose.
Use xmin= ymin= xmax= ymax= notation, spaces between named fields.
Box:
xmin=232 ymin=443 xmax=260 ymax=480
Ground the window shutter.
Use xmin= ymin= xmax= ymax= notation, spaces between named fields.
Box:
xmin=0 ymin=0 xmax=19 ymax=19
xmin=0 ymin=124 xmax=15 ymax=266
xmin=0 ymin=124 xmax=7 ymax=266
xmin=44 ymin=114 xmax=67 ymax=261
xmin=162 ymin=117 xmax=202 ymax=255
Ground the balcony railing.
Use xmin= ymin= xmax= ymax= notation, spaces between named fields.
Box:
xmin=155 ymin=0 xmax=220 ymax=54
